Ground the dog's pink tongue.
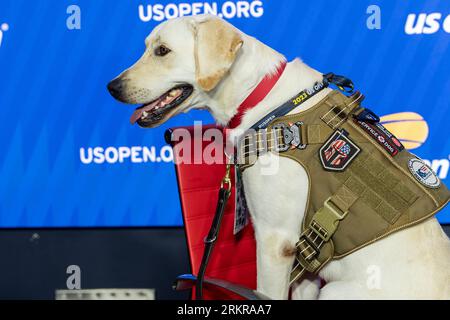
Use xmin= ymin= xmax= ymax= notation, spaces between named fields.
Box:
xmin=130 ymin=100 xmax=159 ymax=124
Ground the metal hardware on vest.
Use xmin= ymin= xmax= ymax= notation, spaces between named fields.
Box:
xmin=272 ymin=122 xmax=306 ymax=152
xmin=196 ymin=163 xmax=232 ymax=300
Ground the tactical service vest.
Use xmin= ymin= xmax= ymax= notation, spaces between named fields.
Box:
xmin=237 ymin=90 xmax=450 ymax=283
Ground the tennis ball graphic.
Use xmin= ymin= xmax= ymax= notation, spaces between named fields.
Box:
xmin=379 ymin=112 xmax=429 ymax=150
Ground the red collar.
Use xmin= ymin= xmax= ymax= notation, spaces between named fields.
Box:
xmin=227 ymin=61 xmax=287 ymax=129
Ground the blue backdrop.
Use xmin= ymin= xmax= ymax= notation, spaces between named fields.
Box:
xmin=0 ymin=0 xmax=449 ymax=227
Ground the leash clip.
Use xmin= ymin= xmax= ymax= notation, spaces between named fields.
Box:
xmin=220 ymin=163 xmax=232 ymax=192
xmin=323 ymin=72 xmax=354 ymax=94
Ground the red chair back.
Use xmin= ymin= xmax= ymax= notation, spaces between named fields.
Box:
xmin=167 ymin=125 xmax=257 ymax=300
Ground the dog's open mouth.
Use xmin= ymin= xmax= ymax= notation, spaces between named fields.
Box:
xmin=130 ymin=84 xmax=193 ymax=127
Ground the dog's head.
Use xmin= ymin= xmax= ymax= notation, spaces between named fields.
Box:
xmin=107 ymin=15 xmax=243 ymax=128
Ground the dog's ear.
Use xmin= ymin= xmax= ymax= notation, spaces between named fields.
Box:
xmin=192 ymin=18 xmax=243 ymax=92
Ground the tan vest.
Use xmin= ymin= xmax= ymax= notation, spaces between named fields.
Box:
xmin=238 ymin=90 xmax=450 ymax=282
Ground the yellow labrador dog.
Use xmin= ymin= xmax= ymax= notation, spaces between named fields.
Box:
xmin=108 ymin=14 xmax=450 ymax=299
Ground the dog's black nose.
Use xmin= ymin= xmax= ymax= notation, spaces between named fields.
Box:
xmin=107 ymin=78 xmax=124 ymax=100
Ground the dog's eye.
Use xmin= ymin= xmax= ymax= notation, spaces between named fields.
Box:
xmin=155 ymin=45 xmax=171 ymax=56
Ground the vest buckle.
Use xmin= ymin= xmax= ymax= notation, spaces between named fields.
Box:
xmin=273 ymin=122 xmax=307 ymax=152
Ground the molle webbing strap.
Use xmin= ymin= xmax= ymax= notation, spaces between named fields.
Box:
xmin=334 ymin=155 xmax=418 ymax=224
xmin=290 ymin=228 xmax=324 ymax=284
xmin=330 ymin=184 xmax=359 ymax=214
xmin=320 ymin=91 xmax=364 ymax=129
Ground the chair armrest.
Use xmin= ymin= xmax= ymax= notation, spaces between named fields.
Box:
xmin=173 ymin=274 xmax=269 ymax=300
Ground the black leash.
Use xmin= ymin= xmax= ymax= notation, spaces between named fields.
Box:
xmin=196 ymin=165 xmax=232 ymax=300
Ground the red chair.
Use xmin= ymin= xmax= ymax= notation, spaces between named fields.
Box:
xmin=166 ymin=125 xmax=260 ymax=300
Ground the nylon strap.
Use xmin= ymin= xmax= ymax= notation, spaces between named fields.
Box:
xmin=249 ymin=81 xmax=328 ymax=130
xmin=246 ymin=72 xmax=355 ymax=131
xmin=289 ymin=194 xmax=352 ymax=284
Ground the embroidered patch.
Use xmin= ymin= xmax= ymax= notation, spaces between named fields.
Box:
xmin=234 ymin=166 xmax=249 ymax=235
xmin=408 ymin=158 xmax=440 ymax=188
xmin=354 ymin=118 xmax=404 ymax=156
xmin=319 ymin=130 xmax=360 ymax=171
